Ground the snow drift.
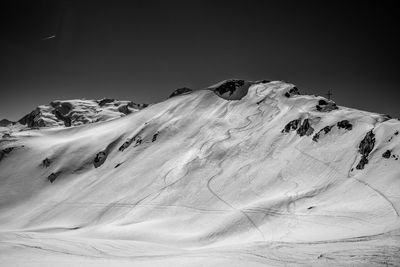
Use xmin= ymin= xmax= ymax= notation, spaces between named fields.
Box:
xmin=0 ymin=81 xmax=399 ymax=266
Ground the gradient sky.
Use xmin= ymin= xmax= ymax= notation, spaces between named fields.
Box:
xmin=1 ymin=0 xmax=399 ymax=120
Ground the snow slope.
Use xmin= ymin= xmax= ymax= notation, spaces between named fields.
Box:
xmin=0 ymin=81 xmax=399 ymax=266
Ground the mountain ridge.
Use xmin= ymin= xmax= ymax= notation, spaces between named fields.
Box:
xmin=0 ymin=80 xmax=399 ymax=266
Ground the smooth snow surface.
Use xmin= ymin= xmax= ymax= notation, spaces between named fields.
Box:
xmin=1 ymin=81 xmax=399 ymax=266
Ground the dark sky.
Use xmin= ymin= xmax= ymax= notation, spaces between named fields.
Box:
xmin=1 ymin=0 xmax=399 ymax=120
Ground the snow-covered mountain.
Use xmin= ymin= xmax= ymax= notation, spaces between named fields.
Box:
xmin=0 ymin=80 xmax=399 ymax=266
xmin=11 ymin=98 xmax=147 ymax=129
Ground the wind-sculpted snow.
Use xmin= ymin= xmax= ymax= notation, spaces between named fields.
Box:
xmin=0 ymin=81 xmax=399 ymax=266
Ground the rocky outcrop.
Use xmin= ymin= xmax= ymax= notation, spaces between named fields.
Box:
xmin=119 ymin=138 xmax=134 ymax=151
xmin=118 ymin=105 xmax=131 ymax=115
xmin=2 ymin=133 xmax=11 ymax=138
xmin=98 ymin=98 xmax=115 ymax=107
xmin=47 ymin=172 xmax=60 ymax=183
xmin=152 ymin=132 xmax=159 ymax=142
xmin=284 ymin=87 xmax=300 ymax=98
xmin=169 ymin=87 xmax=193 ymax=98
xmin=356 ymin=130 xmax=375 ymax=170
xmin=42 ymin=158 xmax=51 ymax=168
xmin=213 ymin=80 xmax=245 ymax=96
xmin=0 ymin=147 xmax=14 ymax=161
xmin=94 ymin=151 xmax=107 ymax=168
xmin=297 ymin=119 xmax=314 ymax=137
xmin=18 ymin=109 xmax=46 ymax=128
xmin=382 ymin=150 xmax=391 ymax=159
xmin=0 ymin=119 xmax=14 ymax=127
xmin=282 ymin=119 xmax=301 ymax=133
xmin=53 ymin=109 xmax=72 ymax=127
xmin=282 ymin=118 xmax=314 ymax=137
xmin=316 ymin=99 xmax=338 ymax=112
xmin=50 ymin=101 xmax=73 ymax=115
xmin=312 ymin=126 xmax=333 ymax=142
xmin=337 ymin=120 xmax=353 ymax=130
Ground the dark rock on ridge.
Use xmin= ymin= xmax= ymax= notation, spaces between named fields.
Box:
xmin=284 ymin=87 xmax=300 ymax=98
xmin=118 ymin=105 xmax=131 ymax=115
xmin=18 ymin=109 xmax=46 ymax=128
xmin=0 ymin=119 xmax=14 ymax=127
xmin=98 ymin=98 xmax=115 ymax=107
xmin=316 ymin=99 xmax=338 ymax=112
xmin=169 ymin=87 xmax=193 ymax=98
xmin=213 ymin=80 xmax=245 ymax=96
xmin=50 ymin=101 xmax=72 ymax=115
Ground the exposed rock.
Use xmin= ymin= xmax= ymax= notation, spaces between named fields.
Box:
xmin=312 ymin=126 xmax=333 ymax=142
xmin=0 ymin=119 xmax=14 ymax=127
xmin=118 ymin=104 xmax=131 ymax=115
xmin=53 ymin=109 xmax=72 ymax=127
xmin=18 ymin=99 xmax=146 ymax=129
xmin=395 ymin=131 xmax=399 ymax=136
xmin=356 ymin=130 xmax=375 ymax=170
xmin=132 ymin=103 xmax=148 ymax=109
xmin=18 ymin=109 xmax=46 ymax=128
xmin=47 ymin=172 xmax=60 ymax=183
xmin=284 ymin=87 xmax=300 ymax=98
xmin=119 ymin=138 xmax=134 ymax=151
xmin=42 ymin=158 xmax=51 ymax=168
xmin=382 ymin=150 xmax=391 ymax=159
xmin=135 ymin=136 xmax=143 ymax=146
xmin=94 ymin=151 xmax=107 ymax=168
xmin=50 ymin=101 xmax=73 ymax=115
xmin=359 ymin=131 xmax=376 ymax=156
xmin=381 ymin=114 xmax=392 ymax=122
xmin=316 ymin=99 xmax=338 ymax=112
xmin=356 ymin=157 xmax=369 ymax=170
xmin=213 ymin=80 xmax=245 ymax=96
xmin=114 ymin=163 xmax=122 ymax=168
xmin=2 ymin=133 xmax=11 ymax=138
xmin=297 ymin=119 xmax=314 ymax=137
xmin=0 ymin=147 xmax=14 ymax=161
xmin=152 ymin=132 xmax=159 ymax=142
xmin=169 ymin=87 xmax=193 ymax=98
xmin=337 ymin=120 xmax=352 ymax=130
xmin=98 ymin=98 xmax=115 ymax=107
xmin=282 ymin=119 xmax=301 ymax=133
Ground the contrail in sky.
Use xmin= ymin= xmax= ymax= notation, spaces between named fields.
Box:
xmin=42 ymin=35 xmax=56 ymax=41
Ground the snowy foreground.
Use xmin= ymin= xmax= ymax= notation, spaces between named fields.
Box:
xmin=1 ymin=81 xmax=399 ymax=266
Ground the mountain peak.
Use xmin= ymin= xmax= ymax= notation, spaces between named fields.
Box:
xmin=16 ymin=98 xmax=147 ymax=129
